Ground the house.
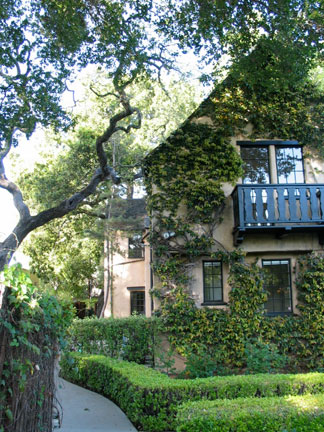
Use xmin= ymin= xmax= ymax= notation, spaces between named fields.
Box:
xmin=103 ymin=198 xmax=153 ymax=317
xmin=104 ymin=56 xmax=324 ymax=318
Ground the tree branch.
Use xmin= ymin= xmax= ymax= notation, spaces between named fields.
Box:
xmin=96 ymin=88 xmax=141 ymax=177
xmin=78 ymin=209 xmax=106 ymax=219
xmin=0 ymin=81 xmax=142 ymax=271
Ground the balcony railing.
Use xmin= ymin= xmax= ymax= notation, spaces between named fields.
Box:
xmin=232 ymin=184 xmax=324 ymax=245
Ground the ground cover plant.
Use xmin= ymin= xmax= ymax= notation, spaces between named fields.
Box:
xmin=60 ymin=352 xmax=324 ymax=432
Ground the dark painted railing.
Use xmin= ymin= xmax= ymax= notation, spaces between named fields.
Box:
xmin=232 ymin=184 xmax=324 ymax=243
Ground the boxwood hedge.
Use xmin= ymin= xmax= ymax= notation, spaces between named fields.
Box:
xmin=65 ymin=316 xmax=159 ymax=364
xmin=176 ymin=394 xmax=324 ymax=431
xmin=60 ymin=352 xmax=324 ymax=431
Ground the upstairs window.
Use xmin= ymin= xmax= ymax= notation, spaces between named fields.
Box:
xmin=262 ymin=259 xmax=292 ymax=315
xmin=128 ymin=234 xmax=144 ymax=259
xmin=276 ymin=147 xmax=304 ymax=184
xmin=239 ymin=141 xmax=304 ymax=185
xmin=203 ymin=261 xmax=223 ymax=304
xmin=241 ymin=146 xmax=270 ymax=184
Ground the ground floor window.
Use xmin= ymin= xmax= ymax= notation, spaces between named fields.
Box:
xmin=130 ymin=290 xmax=145 ymax=315
xmin=203 ymin=261 xmax=223 ymax=304
xmin=262 ymin=259 xmax=292 ymax=315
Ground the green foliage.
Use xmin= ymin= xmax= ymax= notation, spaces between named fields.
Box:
xmin=61 ymin=352 xmax=324 ymax=432
xmin=0 ymin=0 xmax=184 ymax=149
xmin=176 ymin=394 xmax=324 ymax=432
xmin=65 ymin=315 xmax=159 ymax=364
xmin=0 ymin=264 xmax=73 ymax=348
xmin=17 ymin=74 xmax=200 ymax=301
xmin=156 ymin=252 xmax=324 ymax=372
xmin=154 ymin=346 xmax=177 ymax=376
xmin=160 ymin=1 xmax=324 ymax=85
xmin=181 ymin=345 xmax=230 ymax=379
xmin=244 ymin=338 xmax=287 ymax=375
xmin=144 ymin=123 xmax=243 ymax=297
xmin=145 ymin=123 xmax=242 ymax=222
xmin=22 ymin=215 xmax=103 ymax=302
xmin=0 ymin=264 xmax=73 ymax=430
xmin=295 ymin=253 xmax=324 ymax=369
xmin=205 ymin=40 xmax=324 ymax=155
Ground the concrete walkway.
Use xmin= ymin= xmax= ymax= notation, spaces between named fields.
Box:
xmin=56 ymin=378 xmax=137 ymax=432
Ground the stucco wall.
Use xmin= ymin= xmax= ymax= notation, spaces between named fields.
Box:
xmin=188 ymin=137 xmax=324 ymax=312
xmin=104 ymin=234 xmax=152 ymax=318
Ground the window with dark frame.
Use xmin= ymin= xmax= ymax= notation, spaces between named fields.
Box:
xmin=240 ymin=143 xmax=305 ymax=185
xmin=130 ymin=291 xmax=145 ymax=315
xmin=241 ymin=146 xmax=270 ymax=184
xmin=203 ymin=261 xmax=223 ymax=303
xmin=262 ymin=259 xmax=292 ymax=315
xmin=276 ymin=146 xmax=305 ymax=184
xmin=128 ymin=234 xmax=144 ymax=259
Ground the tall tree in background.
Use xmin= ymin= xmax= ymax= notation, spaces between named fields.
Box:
xmin=17 ymin=74 xmax=200 ymax=314
xmin=0 ymin=0 xmax=176 ymax=270
xmin=1 ymin=0 xmax=324 ymax=271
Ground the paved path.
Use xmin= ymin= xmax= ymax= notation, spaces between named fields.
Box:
xmin=56 ymin=378 xmax=137 ymax=432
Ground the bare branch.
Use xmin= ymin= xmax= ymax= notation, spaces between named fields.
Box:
xmin=90 ymin=84 xmax=119 ymax=99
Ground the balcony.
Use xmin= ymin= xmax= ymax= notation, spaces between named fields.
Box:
xmin=232 ymin=184 xmax=324 ymax=245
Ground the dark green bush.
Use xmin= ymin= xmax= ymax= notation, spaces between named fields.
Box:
xmin=244 ymin=338 xmax=287 ymax=374
xmin=176 ymin=394 xmax=324 ymax=432
xmin=181 ymin=345 xmax=232 ymax=378
xmin=60 ymin=352 xmax=324 ymax=432
xmin=65 ymin=315 xmax=160 ymax=364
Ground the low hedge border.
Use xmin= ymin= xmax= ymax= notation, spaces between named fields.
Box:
xmin=176 ymin=394 xmax=324 ymax=431
xmin=60 ymin=352 xmax=324 ymax=431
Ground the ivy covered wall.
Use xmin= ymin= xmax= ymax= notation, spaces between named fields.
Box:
xmin=143 ymin=44 xmax=324 ymax=370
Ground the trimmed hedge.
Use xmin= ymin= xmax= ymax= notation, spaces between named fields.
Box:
xmin=176 ymin=394 xmax=324 ymax=431
xmin=60 ymin=352 xmax=324 ymax=431
xmin=65 ymin=316 xmax=159 ymax=364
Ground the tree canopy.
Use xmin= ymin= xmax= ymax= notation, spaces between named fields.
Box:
xmin=1 ymin=0 xmax=324 ymax=271
xmin=18 ymin=74 xmax=200 ymax=304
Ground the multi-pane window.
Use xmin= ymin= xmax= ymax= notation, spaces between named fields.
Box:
xmin=130 ymin=291 xmax=145 ymax=315
xmin=240 ymin=143 xmax=304 ymax=185
xmin=128 ymin=234 xmax=144 ymax=258
xmin=203 ymin=261 xmax=223 ymax=303
xmin=262 ymin=260 xmax=292 ymax=315
xmin=276 ymin=147 xmax=305 ymax=184
xmin=241 ymin=146 xmax=270 ymax=184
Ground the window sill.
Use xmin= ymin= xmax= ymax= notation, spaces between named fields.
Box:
xmin=265 ymin=312 xmax=293 ymax=317
xmin=201 ymin=302 xmax=228 ymax=306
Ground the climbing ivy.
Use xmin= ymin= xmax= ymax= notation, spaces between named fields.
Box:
xmin=143 ymin=47 xmax=324 ymax=371
xmin=144 ymin=122 xmax=243 ymax=297
xmin=0 ymin=264 xmax=73 ymax=431
xmin=154 ymin=252 xmax=324 ymax=371
xmin=144 ymin=44 xmax=324 ymax=300
xmin=204 ymin=41 xmax=324 ymax=154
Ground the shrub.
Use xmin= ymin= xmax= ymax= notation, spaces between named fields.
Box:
xmin=65 ymin=315 xmax=160 ymax=364
xmin=181 ymin=345 xmax=231 ymax=378
xmin=244 ymin=338 xmax=287 ymax=374
xmin=176 ymin=394 xmax=324 ymax=432
xmin=60 ymin=352 xmax=324 ymax=432
xmin=0 ymin=264 xmax=73 ymax=432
